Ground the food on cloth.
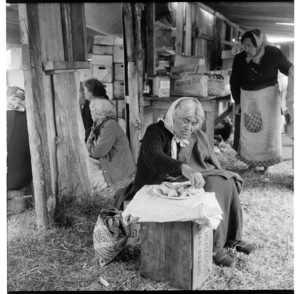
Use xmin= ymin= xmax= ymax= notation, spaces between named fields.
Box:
xmin=153 ymin=181 xmax=204 ymax=198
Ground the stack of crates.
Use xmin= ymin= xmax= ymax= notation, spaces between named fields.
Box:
xmin=80 ymin=35 xmax=126 ymax=133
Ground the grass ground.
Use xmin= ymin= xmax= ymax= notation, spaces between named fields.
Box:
xmin=7 ymin=145 xmax=294 ymax=291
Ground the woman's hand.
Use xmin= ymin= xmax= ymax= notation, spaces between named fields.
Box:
xmin=181 ymin=164 xmax=205 ymax=189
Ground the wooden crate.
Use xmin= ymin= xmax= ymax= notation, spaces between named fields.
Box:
xmin=77 ymin=68 xmax=92 ymax=82
xmin=114 ymin=37 xmax=123 ymax=45
xmin=92 ymin=45 xmax=113 ymax=55
xmin=113 ymin=45 xmax=124 ymax=63
xmin=141 ymin=222 xmax=213 ymax=290
xmin=102 ymin=82 xmax=113 ymax=100
xmin=113 ymin=81 xmax=125 ymax=100
xmin=92 ymin=64 xmax=112 ymax=82
xmin=91 ymin=54 xmax=113 ymax=66
xmin=114 ymin=63 xmax=124 ymax=81
xmin=94 ymin=35 xmax=115 ymax=45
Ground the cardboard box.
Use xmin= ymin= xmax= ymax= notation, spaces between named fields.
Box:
xmin=171 ymin=74 xmax=208 ymax=97
xmin=124 ymin=200 xmax=141 ymax=245
xmin=141 ymin=221 xmax=212 ymax=290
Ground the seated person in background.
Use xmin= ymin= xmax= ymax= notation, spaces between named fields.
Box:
xmin=86 ymin=99 xmax=136 ymax=191
xmin=81 ymin=78 xmax=109 ymax=141
xmin=114 ymin=97 xmax=256 ymax=267
xmin=7 ymin=86 xmax=33 ymax=190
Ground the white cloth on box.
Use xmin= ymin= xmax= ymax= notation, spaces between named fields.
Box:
xmin=122 ymin=184 xmax=223 ymax=230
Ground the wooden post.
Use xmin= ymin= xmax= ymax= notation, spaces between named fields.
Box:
xmin=184 ymin=2 xmax=192 ymax=56
xmin=175 ymin=2 xmax=184 ymax=55
xmin=128 ymin=62 xmax=142 ymax=163
xmin=19 ymin=4 xmax=56 ymax=227
xmin=19 ymin=3 xmax=92 ymax=227
xmin=146 ymin=3 xmax=155 ymax=78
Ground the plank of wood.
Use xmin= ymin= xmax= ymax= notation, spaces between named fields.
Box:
xmin=114 ymin=45 xmax=124 ymax=63
xmin=94 ymin=35 xmax=115 ymax=45
xmin=38 ymin=3 xmax=65 ymax=62
xmin=113 ymin=81 xmax=125 ymax=100
xmin=91 ymin=54 xmax=113 ymax=66
xmin=60 ymin=3 xmax=73 ymax=61
xmin=92 ymin=45 xmax=113 ymax=55
xmin=127 ymin=62 xmax=141 ymax=164
xmin=43 ymin=61 xmax=90 ymax=71
xmin=77 ymin=68 xmax=92 ymax=82
xmin=145 ymin=3 xmax=155 ymax=77
xmin=53 ymin=71 xmax=92 ymax=197
xmin=164 ymin=222 xmax=193 ymax=289
xmin=184 ymin=2 xmax=192 ymax=56
xmin=19 ymin=3 xmax=55 ymax=227
xmin=175 ymin=2 xmax=184 ymax=55
xmin=114 ymin=37 xmax=123 ymax=45
xmin=141 ymin=223 xmax=166 ymax=282
xmin=69 ymin=3 xmax=87 ymax=61
xmin=114 ymin=63 xmax=124 ymax=81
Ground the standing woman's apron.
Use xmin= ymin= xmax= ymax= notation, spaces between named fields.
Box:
xmin=236 ymin=84 xmax=283 ymax=166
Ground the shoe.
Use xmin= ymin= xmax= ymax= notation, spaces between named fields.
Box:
xmin=242 ymin=166 xmax=255 ymax=175
xmin=226 ymin=240 xmax=257 ymax=255
xmin=213 ymin=249 xmax=235 ymax=267
xmin=262 ymin=166 xmax=270 ymax=176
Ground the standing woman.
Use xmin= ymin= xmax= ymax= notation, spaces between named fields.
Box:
xmin=81 ymin=78 xmax=109 ymax=141
xmin=230 ymin=29 xmax=293 ymax=175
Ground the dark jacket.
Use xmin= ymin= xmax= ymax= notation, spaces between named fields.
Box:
xmin=230 ymin=45 xmax=292 ymax=105
xmin=81 ymin=100 xmax=93 ymax=141
xmin=86 ymin=117 xmax=136 ymax=185
xmin=7 ymin=111 xmax=32 ymax=190
xmin=114 ymin=121 xmax=243 ymax=209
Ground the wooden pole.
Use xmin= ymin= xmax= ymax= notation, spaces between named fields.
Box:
xmin=146 ymin=3 xmax=155 ymax=77
xmin=175 ymin=2 xmax=184 ymax=55
xmin=184 ymin=3 xmax=192 ymax=56
xmin=19 ymin=4 xmax=55 ymax=227
xmin=128 ymin=62 xmax=142 ymax=164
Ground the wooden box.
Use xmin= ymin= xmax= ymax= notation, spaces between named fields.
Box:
xmin=92 ymin=64 xmax=112 ymax=82
xmin=94 ymin=35 xmax=115 ymax=46
xmin=114 ymin=63 xmax=124 ymax=81
xmin=102 ymin=82 xmax=113 ymax=100
xmin=113 ymin=45 xmax=124 ymax=63
xmin=114 ymin=37 xmax=123 ymax=45
xmin=91 ymin=54 xmax=113 ymax=66
xmin=113 ymin=81 xmax=125 ymax=100
xmin=6 ymin=48 xmax=23 ymax=70
xmin=77 ymin=68 xmax=92 ymax=82
xmin=141 ymin=222 xmax=212 ymax=290
xmin=92 ymin=45 xmax=113 ymax=55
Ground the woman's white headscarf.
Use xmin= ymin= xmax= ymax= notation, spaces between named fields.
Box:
xmin=158 ymin=97 xmax=197 ymax=159
xmin=243 ymin=29 xmax=267 ymax=64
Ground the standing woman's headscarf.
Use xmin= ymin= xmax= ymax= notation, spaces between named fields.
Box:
xmin=243 ymin=29 xmax=268 ymax=64
xmin=158 ymin=97 xmax=203 ymax=159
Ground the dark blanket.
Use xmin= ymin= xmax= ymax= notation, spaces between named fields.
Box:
xmin=7 ymin=111 xmax=32 ymax=190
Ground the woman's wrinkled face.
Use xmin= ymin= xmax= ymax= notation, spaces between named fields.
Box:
xmin=83 ymin=85 xmax=93 ymax=101
xmin=242 ymin=38 xmax=257 ymax=58
xmin=173 ymin=113 xmax=198 ymax=140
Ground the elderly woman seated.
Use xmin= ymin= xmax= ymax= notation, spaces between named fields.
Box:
xmin=114 ymin=97 xmax=256 ymax=267
xmin=86 ymin=98 xmax=136 ymax=192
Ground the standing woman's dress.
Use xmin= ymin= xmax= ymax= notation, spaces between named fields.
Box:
xmin=230 ymin=45 xmax=292 ymax=167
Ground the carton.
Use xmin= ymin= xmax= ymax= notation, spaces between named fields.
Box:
xmin=141 ymin=221 xmax=212 ymax=290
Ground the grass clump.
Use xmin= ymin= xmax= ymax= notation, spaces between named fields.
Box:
xmin=7 ymin=147 xmax=294 ymax=291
